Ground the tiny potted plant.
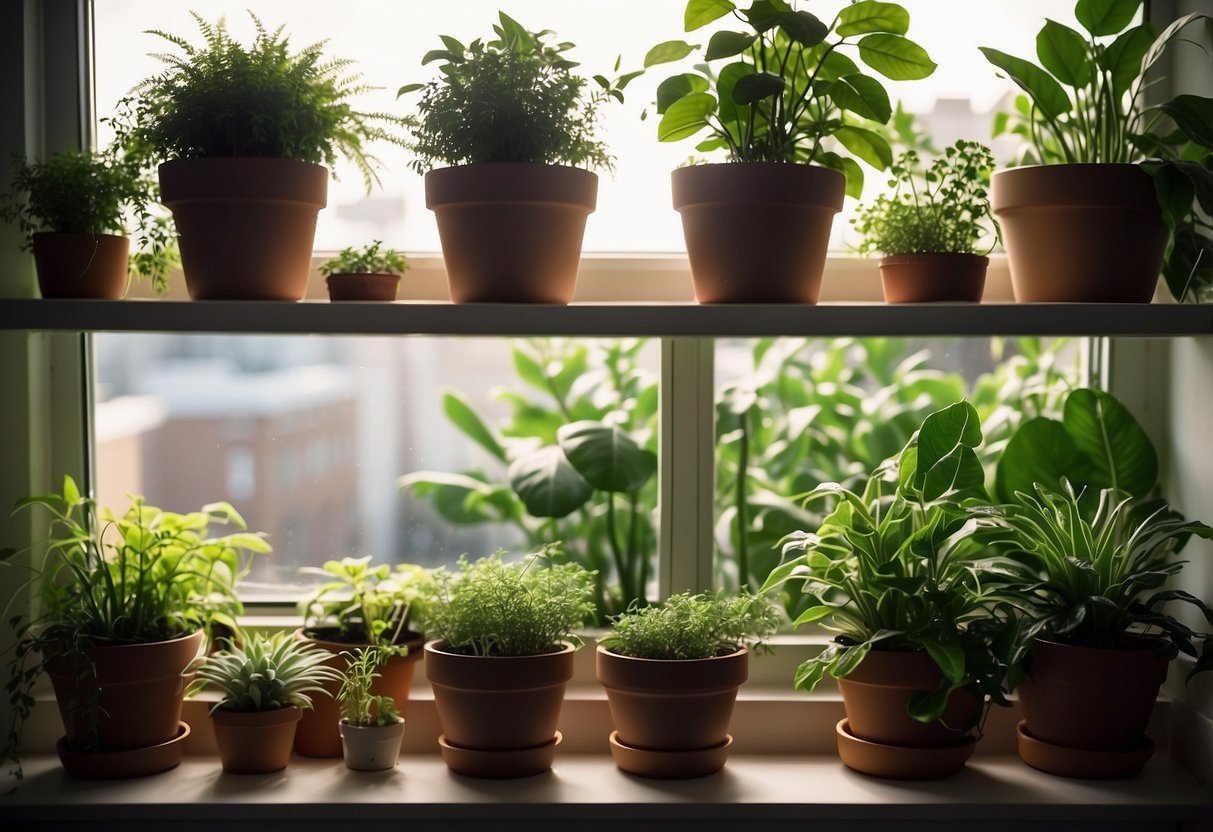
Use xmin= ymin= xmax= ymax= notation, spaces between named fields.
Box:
xmin=0 ymin=148 xmax=174 ymax=298
xmin=763 ymin=402 xmax=1014 ymax=779
xmin=398 ymin=12 xmax=638 ymax=303
xmin=596 ymin=591 xmax=778 ymax=778
xmin=319 ymin=241 xmax=409 ymax=301
xmin=852 ymin=141 xmax=997 ymax=303
xmin=335 ymin=644 xmax=407 ymax=771
xmin=424 ymin=545 xmax=596 ymax=777
xmin=192 ymin=632 xmax=340 ymax=775
xmin=121 ymin=11 xmax=408 ymax=300
xmin=293 ymin=556 xmax=433 ymax=758
xmin=645 ymin=0 xmax=934 ymax=302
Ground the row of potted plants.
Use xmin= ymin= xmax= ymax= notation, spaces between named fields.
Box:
xmin=3 ymin=1 xmax=1210 ymax=304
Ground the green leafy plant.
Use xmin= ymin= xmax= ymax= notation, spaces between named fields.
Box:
xmin=122 ymin=11 xmax=409 ymax=190
xmin=646 ymin=0 xmax=936 ymax=196
xmin=398 ymin=12 xmax=639 ymax=172
xmin=761 ymin=402 xmax=1018 ymax=730
xmin=852 ymin=140 xmax=997 ymax=256
xmin=192 ymin=632 xmax=340 ymax=713
xmin=426 ymin=545 xmax=596 ymax=657
xmin=599 ymin=591 xmax=778 ymax=661
xmin=318 ymin=241 xmax=408 ymax=277
xmin=336 ymin=644 xmax=404 ymax=727
xmin=298 ymin=556 xmax=433 ymax=646
xmin=0 ymin=149 xmax=176 ymax=294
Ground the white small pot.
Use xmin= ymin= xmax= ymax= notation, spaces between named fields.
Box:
xmin=340 ymin=717 xmax=405 ymax=771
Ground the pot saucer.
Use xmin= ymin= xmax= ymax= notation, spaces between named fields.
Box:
xmin=608 ymin=730 xmax=732 ymax=779
xmin=437 ymin=731 xmax=561 ymax=778
xmin=1016 ymin=720 xmax=1153 ymax=780
xmin=835 ymin=718 xmax=976 ymax=780
xmin=57 ymin=721 xmax=191 ymax=780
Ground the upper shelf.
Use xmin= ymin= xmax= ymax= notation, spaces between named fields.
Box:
xmin=1 ymin=299 xmax=1211 ymax=337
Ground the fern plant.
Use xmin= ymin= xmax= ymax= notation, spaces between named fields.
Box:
xmin=600 ymin=591 xmax=778 ymax=661
xmin=336 ymin=644 xmax=404 ymax=727
xmin=193 ymin=632 xmax=341 ymax=713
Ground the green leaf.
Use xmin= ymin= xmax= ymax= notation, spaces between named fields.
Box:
xmin=62 ymin=475 xmax=80 ymax=506
xmin=995 ymin=418 xmax=1085 ymax=501
xmin=1150 ymin=161 xmax=1197 ymax=230
xmin=779 ymin=11 xmax=828 ymax=47
xmin=1036 ymin=19 xmax=1093 ymax=88
xmin=817 ymin=151 xmax=865 ymax=199
xmin=916 ymin=401 xmax=982 ymax=475
xmin=792 ymin=605 xmax=836 ymax=626
xmin=705 ymin=30 xmax=756 ymax=61
xmin=1101 ymin=24 xmax=1154 ymax=98
xmin=1075 ymin=0 xmax=1141 ymax=37
xmin=507 ymin=446 xmax=593 ymax=518
xmin=731 ymin=71 xmax=786 ymax=105
xmin=442 ymin=391 xmax=507 ymax=463
xmin=1063 ymin=388 xmax=1158 ymax=497
xmin=558 ymin=421 xmax=657 ymax=493
xmin=978 ymin=47 xmax=1072 ymax=120
xmin=833 ymin=125 xmax=893 ymax=170
xmin=1159 ymin=95 xmax=1213 ymax=148
xmin=656 ymin=73 xmax=710 ymax=114
xmin=857 ymin=34 xmax=937 ymax=81
xmin=657 ymin=92 xmax=716 ymax=142
xmin=645 ymin=40 xmax=696 ymax=68
xmin=837 ymin=1 xmax=910 ymax=37
xmin=1171 ymin=160 xmax=1213 ymax=216
xmin=685 ymin=0 xmax=736 ymax=31
xmin=923 ymin=641 xmax=966 ymax=683
xmin=829 ymin=73 xmax=892 ymax=123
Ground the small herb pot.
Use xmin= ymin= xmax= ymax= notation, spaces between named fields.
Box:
xmin=325 ymin=272 xmax=401 ymax=301
xmin=340 ymin=717 xmax=405 ymax=771
xmin=211 ymin=706 xmax=301 ymax=774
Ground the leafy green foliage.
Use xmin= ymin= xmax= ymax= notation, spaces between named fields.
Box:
xmin=647 ymin=0 xmax=935 ymax=197
xmin=123 ymin=12 xmax=409 ymax=191
xmin=852 ymin=141 xmax=996 ymax=256
xmin=399 ymin=12 xmax=639 ymax=172
xmin=193 ymin=632 xmax=340 ymax=713
xmin=426 ymin=546 xmax=596 ymax=657
xmin=336 ymin=644 xmax=405 ymax=727
xmin=297 ymin=556 xmax=434 ymax=645
xmin=319 ymin=241 xmax=408 ymax=277
xmin=599 ymin=591 xmax=778 ymax=660
xmin=0 ymin=149 xmax=176 ymax=294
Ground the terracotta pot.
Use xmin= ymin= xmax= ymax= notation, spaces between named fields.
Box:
xmin=425 ymin=163 xmax=597 ymax=304
xmin=31 ymin=232 xmax=130 ymax=299
xmin=293 ymin=628 xmax=425 ymax=758
xmin=837 ymin=649 xmax=977 ymax=748
xmin=878 ymin=253 xmax=988 ymax=303
xmin=991 ymin=164 xmax=1166 ymax=302
xmin=340 ymin=718 xmax=405 ymax=771
xmin=45 ymin=630 xmax=203 ymax=752
xmin=56 ymin=721 xmax=190 ymax=780
xmin=835 ymin=718 xmax=976 ymax=780
xmin=211 ymin=706 xmax=301 ymax=774
xmin=671 ymin=163 xmax=845 ymax=303
xmin=1015 ymin=720 xmax=1154 ymax=780
xmin=1017 ymin=637 xmax=1167 ymax=752
xmin=424 ymin=640 xmax=575 ymax=752
xmin=158 ymin=157 xmax=328 ymax=301
xmin=326 ymin=272 xmax=401 ymax=301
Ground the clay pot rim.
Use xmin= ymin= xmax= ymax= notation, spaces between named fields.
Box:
xmin=878 ymin=252 xmax=990 ymax=266
xmin=340 ymin=716 xmax=405 ymax=730
xmin=1032 ymin=634 xmax=1168 ymax=658
xmin=295 ymin=626 xmax=426 ymax=653
xmin=211 ymin=705 xmax=302 ymax=726
xmin=596 ymin=644 xmax=748 ymax=664
xmin=991 ymin=162 xmax=1156 ymax=212
xmin=32 ymin=231 xmax=128 ymax=242
xmin=425 ymin=639 xmax=577 ymax=660
xmin=324 ymin=272 xmax=404 ymax=280
xmin=157 ymin=155 xmax=328 ymax=174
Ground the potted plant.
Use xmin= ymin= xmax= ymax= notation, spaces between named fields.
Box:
xmin=1 ymin=476 xmax=270 ymax=780
xmin=335 ymin=644 xmax=407 ymax=771
xmin=596 ymin=591 xmax=778 ymax=778
xmin=852 ymin=140 xmax=997 ymax=303
xmin=762 ymin=402 xmax=1014 ymax=779
xmin=424 ymin=545 xmax=596 ymax=777
xmin=320 ymin=241 xmax=409 ymax=302
xmin=645 ymin=0 xmax=934 ymax=302
xmin=192 ymin=632 xmax=339 ymax=774
xmin=981 ymin=3 xmax=1212 ymax=302
xmin=0 ymin=148 xmax=174 ymax=298
xmin=121 ymin=11 xmax=408 ymax=300
xmin=397 ymin=12 xmax=638 ymax=304
xmin=293 ymin=556 xmax=432 ymax=758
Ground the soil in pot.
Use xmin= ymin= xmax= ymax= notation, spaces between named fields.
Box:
xmin=340 ymin=717 xmax=405 ymax=771
xmin=212 ymin=706 xmax=301 ymax=774
xmin=326 ymin=273 xmax=401 ymax=301
xmin=32 ymin=232 xmax=129 ymax=299
xmin=878 ymin=253 xmax=988 ymax=303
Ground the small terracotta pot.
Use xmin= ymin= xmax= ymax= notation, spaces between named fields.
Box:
xmin=45 ymin=630 xmax=203 ymax=752
xmin=159 ymin=157 xmax=328 ymax=301
xmin=672 ymin=163 xmax=845 ymax=303
xmin=1017 ymin=637 xmax=1167 ymax=752
xmin=211 ymin=706 xmax=301 ymax=774
xmin=326 ymin=272 xmax=401 ymax=301
xmin=878 ymin=253 xmax=988 ymax=303
xmin=991 ymin=164 xmax=1166 ymax=303
xmin=293 ymin=628 xmax=425 ymax=758
xmin=340 ymin=717 xmax=405 ymax=771
xmin=425 ymin=163 xmax=597 ymax=304
xmin=425 ymin=640 xmax=575 ymax=753
xmin=32 ymin=232 xmax=130 ymax=299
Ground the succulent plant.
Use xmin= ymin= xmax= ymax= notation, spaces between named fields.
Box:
xmin=194 ymin=632 xmax=341 ymax=713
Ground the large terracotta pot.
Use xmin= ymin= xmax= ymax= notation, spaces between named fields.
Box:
xmin=672 ymin=163 xmax=845 ymax=303
xmin=425 ymin=163 xmax=597 ymax=304
xmin=32 ymin=232 xmax=129 ymax=299
xmin=45 ymin=630 xmax=203 ymax=753
xmin=292 ymin=627 xmax=425 ymax=758
xmin=211 ymin=706 xmax=301 ymax=774
xmin=991 ymin=164 xmax=1166 ymax=302
xmin=878 ymin=253 xmax=988 ymax=303
xmin=158 ymin=157 xmax=328 ymax=300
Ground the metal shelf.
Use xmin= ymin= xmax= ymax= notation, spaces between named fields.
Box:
xmin=1 ymin=299 xmax=1211 ymax=337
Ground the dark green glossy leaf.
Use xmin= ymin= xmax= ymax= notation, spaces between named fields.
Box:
xmin=558 ymin=421 xmax=657 ymax=493
xmin=995 ymin=417 xmax=1088 ymax=502
xmin=705 ymin=30 xmax=757 ymax=61
xmin=979 ymin=47 xmax=1072 ymax=120
xmin=657 ymin=92 xmax=716 ymax=141
xmin=1172 ymin=160 xmax=1213 ymax=216
xmin=1063 ymin=388 xmax=1158 ymax=497
xmin=745 ymin=0 xmax=793 ymax=32
xmin=1075 ymin=0 xmax=1141 ymax=37
xmin=1100 ymin=24 xmax=1153 ymax=98
xmin=780 ymin=11 xmax=828 ymax=46
xmin=656 ymin=73 xmax=710 ymax=114
xmin=837 ymin=1 xmax=910 ymax=36
xmin=508 ymin=445 xmax=593 ymax=518
xmin=857 ymin=34 xmax=936 ymax=80
xmin=645 ymin=40 xmax=696 ymax=68
xmin=1159 ymin=95 xmax=1213 ymax=148
xmin=732 ymin=71 xmax=786 ymax=105
xmin=1036 ymin=19 xmax=1092 ymax=88
xmin=829 ymin=73 xmax=892 ymax=122
xmin=686 ymin=0 xmax=737 ymax=32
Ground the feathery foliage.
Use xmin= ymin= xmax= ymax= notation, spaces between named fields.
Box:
xmin=336 ymin=644 xmax=404 ymax=727
xmin=600 ymin=591 xmax=778 ymax=660
xmin=318 ymin=241 xmax=408 ymax=277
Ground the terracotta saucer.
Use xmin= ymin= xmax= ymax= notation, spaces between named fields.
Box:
xmin=835 ymin=718 xmax=976 ymax=780
xmin=608 ymin=730 xmax=732 ymax=779
xmin=57 ymin=721 xmax=191 ymax=780
xmin=437 ymin=731 xmax=561 ymax=778
xmin=1016 ymin=720 xmax=1153 ymax=780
